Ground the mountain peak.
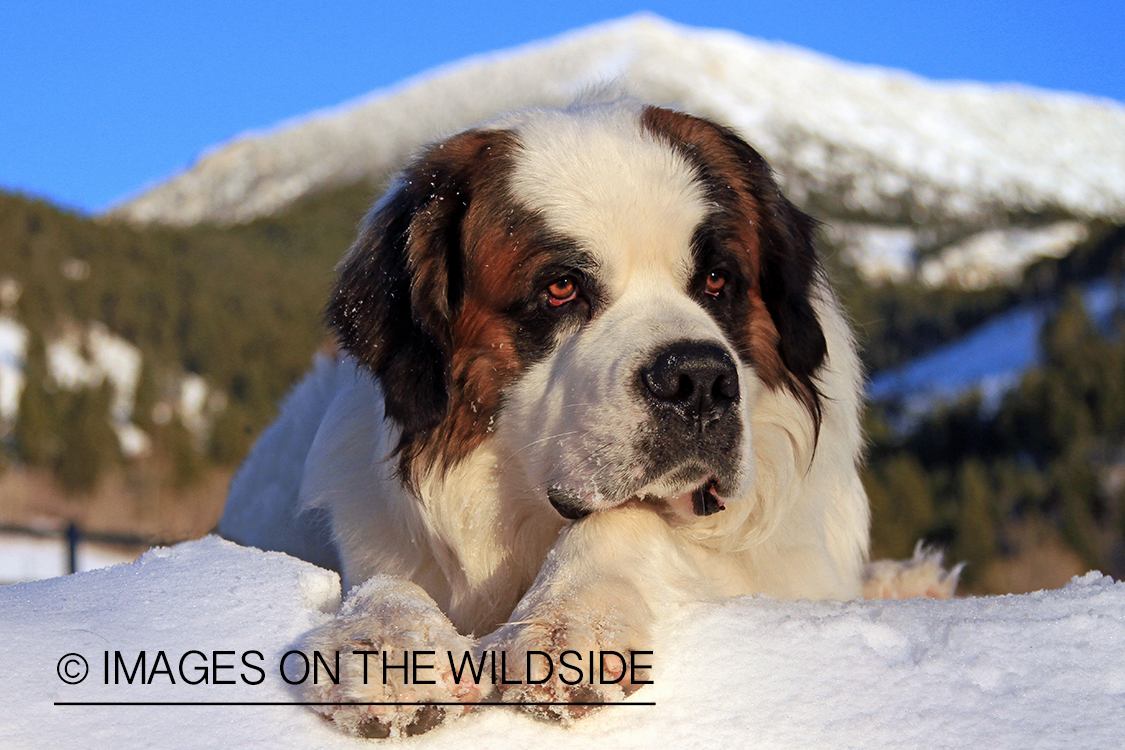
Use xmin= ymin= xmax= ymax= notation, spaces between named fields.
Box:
xmin=108 ymin=14 xmax=1125 ymax=263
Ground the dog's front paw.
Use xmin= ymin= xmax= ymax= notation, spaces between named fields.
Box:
xmin=301 ymin=576 xmax=484 ymax=738
xmin=486 ymin=582 xmax=653 ymax=723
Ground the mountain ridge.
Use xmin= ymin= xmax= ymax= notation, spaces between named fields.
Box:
xmin=109 ymin=13 xmax=1125 ymax=256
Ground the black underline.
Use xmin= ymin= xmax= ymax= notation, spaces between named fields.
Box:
xmin=55 ymin=701 xmax=656 ymax=707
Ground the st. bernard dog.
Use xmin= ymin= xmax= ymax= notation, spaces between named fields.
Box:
xmin=220 ymin=99 xmax=955 ymax=738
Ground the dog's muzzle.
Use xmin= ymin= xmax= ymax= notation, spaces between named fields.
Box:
xmin=545 ymin=341 xmax=743 ymax=521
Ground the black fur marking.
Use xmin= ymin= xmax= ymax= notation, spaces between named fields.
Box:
xmin=689 ymin=224 xmax=753 ymax=359
xmin=504 ymin=243 xmax=602 ymax=365
xmin=328 ymin=186 xmax=453 ymax=439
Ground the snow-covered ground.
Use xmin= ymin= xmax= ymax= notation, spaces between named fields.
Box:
xmin=0 ymin=314 xmax=224 ymax=457
xmin=0 ymin=531 xmax=135 ymax=585
xmin=2 ymin=536 xmax=1121 ymax=749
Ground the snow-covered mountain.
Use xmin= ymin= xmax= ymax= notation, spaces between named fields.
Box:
xmin=109 ymin=14 xmax=1125 ymax=285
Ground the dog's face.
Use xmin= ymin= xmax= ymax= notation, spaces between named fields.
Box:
xmin=330 ymin=102 xmax=825 ymax=521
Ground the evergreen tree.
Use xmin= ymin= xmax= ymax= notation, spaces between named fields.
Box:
xmin=1053 ymin=441 xmax=1104 ymax=571
xmin=207 ymin=404 xmax=255 ymax=466
xmin=13 ymin=332 xmax=54 ymax=466
xmin=866 ymin=453 xmax=937 ymax=560
xmin=1041 ymin=289 xmax=1099 ymax=371
xmin=131 ymin=352 xmax=159 ymax=431
xmin=165 ymin=415 xmax=203 ymax=489
xmin=54 ymin=381 xmax=118 ymax=495
xmin=953 ymin=459 xmax=999 ymax=576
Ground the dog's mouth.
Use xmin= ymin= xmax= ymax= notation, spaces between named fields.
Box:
xmin=547 ymin=476 xmax=726 ymax=521
xmin=547 ymin=486 xmax=592 ymax=520
xmin=689 ymin=478 xmax=726 ymax=516
xmin=650 ymin=476 xmax=726 ymax=519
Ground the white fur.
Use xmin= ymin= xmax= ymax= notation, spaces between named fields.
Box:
xmin=221 ymin=101 xmax=871 ymax=736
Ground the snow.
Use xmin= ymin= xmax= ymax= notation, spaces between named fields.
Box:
xmin=0 ymin=531 xmax=135 ymax=585
xmin=47 ymin=322 xmax=143 ymax=424
xmin=0 ymin=316 xmax=174 ymax=457
xmin=109 ymin=14 xmax=1125 ymax=238
xmin=2 ymin=535 xmax=1122 ymax=748
xmin=828 ymin=220 xmax=1094 ymax=289
xmin=177 ymin=372 xmax=226 ymax=441
xmin=822 ymin=224 xmax=918 ymax=282
xmin=868 ymin=303 xmax=1045 ymax=416
xmin=0 ymin=315 xmax=27 ymax=426
xmin=920 ymin=222 xmax=1090 ymax=288
xmin=0 ymin=312 xmax=229 ymax=457
xmin=869 ymin=277 xmax=1125 ymax=419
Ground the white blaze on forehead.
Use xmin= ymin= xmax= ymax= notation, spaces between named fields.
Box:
xmin=507 ymin=106 xmax=709 ymax=294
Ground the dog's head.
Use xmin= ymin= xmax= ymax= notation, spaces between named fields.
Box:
xmin=330 ymin=101 xmax=826 ymax=522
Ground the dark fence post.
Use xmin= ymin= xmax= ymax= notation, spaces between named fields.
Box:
xmin=66 ymin=523 xmax=80 ymax=575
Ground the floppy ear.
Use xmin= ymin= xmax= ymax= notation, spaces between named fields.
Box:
xmin=327 ymin=130 xmax=506 ymax=443
xmin=640 ymin=106 xmax=827 ymax=428
xmin=717 ymin=128 xmax=827 ymax=424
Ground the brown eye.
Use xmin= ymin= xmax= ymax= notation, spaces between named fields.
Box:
xmin=704 ymin=271 xmax=727 ymax=297
xmin=546 ymin=276 xmax=578 ymax=306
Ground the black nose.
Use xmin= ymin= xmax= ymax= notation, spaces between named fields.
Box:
xmin=641 ymin=341 xmax=738 ymax=430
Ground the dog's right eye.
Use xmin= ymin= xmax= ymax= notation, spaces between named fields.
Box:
xmin=704 ymin=270 xmax=728 ymax=297
xmin=546 ymin=276 xmax=579 ymax=306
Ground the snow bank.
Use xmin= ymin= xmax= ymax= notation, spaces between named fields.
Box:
xmin=2 ymin=536 xmax=1122 ymax=748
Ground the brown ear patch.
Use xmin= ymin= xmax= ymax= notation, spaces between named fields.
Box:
xmin=331 ymin=125 xmax=585 ymax=484
xmin=328 ymin=129 xmax=529 ymax=481
xmin=641 ymin=106 xmax=826 ymax=432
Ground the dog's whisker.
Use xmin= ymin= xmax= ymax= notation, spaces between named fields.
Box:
xmin=499 ymin=430 xmax=584 ymax=462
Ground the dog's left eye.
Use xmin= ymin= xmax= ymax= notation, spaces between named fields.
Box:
xmin=704 ymin=271 xmax=728 ymax=297
xmin=546 ymin=276 xmax=579 ymax=306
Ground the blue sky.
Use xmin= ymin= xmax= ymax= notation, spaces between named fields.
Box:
xmin=2 ymin=0 xmax=1122 ymax=215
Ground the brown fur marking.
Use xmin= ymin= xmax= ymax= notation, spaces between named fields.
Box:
xmin=640 ymin=106 xmax=789 ymax=392
xmin=398 ymin=134 xmax=571 ymax=481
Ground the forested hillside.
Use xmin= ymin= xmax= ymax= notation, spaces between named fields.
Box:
xmin=843 ymin=226 xmax=1125 ymax=590
xmin=864 ymin=287 xmax=1125 ymax=590
xmin=0 ymin=184 xmax=380 ymax=535
xmin=2 ymin=187 xmax=1123 ymax=591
